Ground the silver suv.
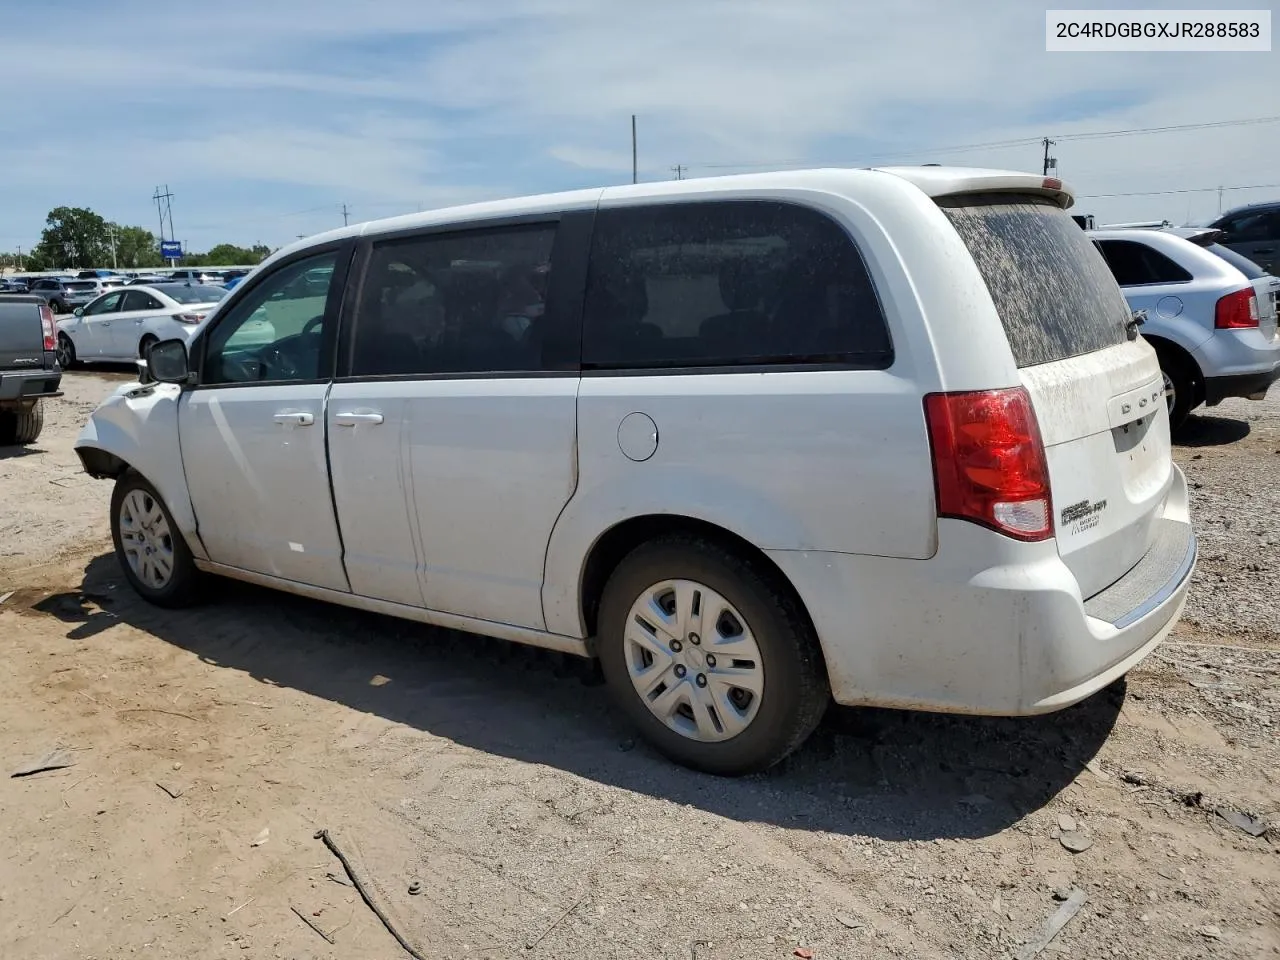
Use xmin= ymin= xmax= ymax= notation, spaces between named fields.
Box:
xmin=1089 ymin=226 xmax=1280 ymax=429
xmin=27 ymin=277 xmax=103 ymax=314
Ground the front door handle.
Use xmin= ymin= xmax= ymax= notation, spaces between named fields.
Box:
xmin=333 ymin=411 xmax=384 ymax=426
xmin=273 ymin=412 xmax=315 ymax=426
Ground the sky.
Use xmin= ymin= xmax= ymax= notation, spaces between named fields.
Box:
xmin=0 ymin=0 xmax=1276 ymax=255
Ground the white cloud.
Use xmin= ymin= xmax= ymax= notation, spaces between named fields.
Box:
xmin=0 ymin=0 xmax=1275 ymax=248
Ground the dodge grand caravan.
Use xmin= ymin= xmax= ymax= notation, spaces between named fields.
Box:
xmin=75 ymin=167 xmax=1195 ymax=775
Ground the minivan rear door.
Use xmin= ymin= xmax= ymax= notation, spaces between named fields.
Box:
xmin=940 ymin=196 xmax=1173 ymax=598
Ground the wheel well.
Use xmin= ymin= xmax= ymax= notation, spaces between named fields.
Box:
xmin=578 ymin=514 xmax=815 ymax=640
xmin=77 ymin=446 xmax=131 ymax=479
xmin=138 ymin=333 xmax=158 ymax=355
xmin=1143 ymin=335 xmax=1205 ymax=407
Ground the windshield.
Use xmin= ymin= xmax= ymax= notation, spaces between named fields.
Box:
xmin=940 ymin=194 xmax=1130 ymax=368
xmin=1206 ymin=243 xmax=1268 ymax=280
xmin=155 ymin=283 xmax=226 ymax=303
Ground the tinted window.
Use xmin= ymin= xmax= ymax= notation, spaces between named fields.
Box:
xmin=581 ymin=201 xmax=890 ymax=370
xmin=121 ymin=290 xmax=164 ymax=311
xmin=1206 ymin=243 xmax=1268 ymax=279
xmin=67 ymin=281 xmax=98 ymax=291
xmin=351 ymin=224 xmax=556 ymax=376
xmin=1219 ymin=210 xmax=1280 ymax=242
xmin=203 ymin=253 xmax=337 ymax=384
xmin=941 ymin=196 xmax=1129 ymax=368
xmin=1096 ymin=240 xmax=1193 ymax=286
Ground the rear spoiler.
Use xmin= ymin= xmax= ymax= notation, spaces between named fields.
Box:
xmin=872 ymin=166 xmax=1075 ymax=209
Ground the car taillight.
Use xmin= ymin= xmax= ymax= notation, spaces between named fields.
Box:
xmin=1214 ymin=288 xmax=1259 ymax=329
xmin=924 ymin=387 xmax=1053 ymax=542
xmin=39 ymin=304 xmax=55 ymax=351
xmin=173 ymin=312 xmax=206 ymax=324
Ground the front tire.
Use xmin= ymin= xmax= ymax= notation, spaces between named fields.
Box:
xmin=0 ymin=401 xmax=44 ymax=445
xmin=597 ymin=535 xmax=829 ymax=776
xmin=110 ymin=472 xmax=201 ymax=607
xmin=56 ymin=333 xmax=76 ymax=369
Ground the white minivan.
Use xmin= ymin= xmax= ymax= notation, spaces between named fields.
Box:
xmin=75 ymin=167 xmax=1195 ymax=775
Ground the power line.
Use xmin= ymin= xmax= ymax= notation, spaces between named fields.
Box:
xmin=1078 ymin=182 xmax=1280 ymax=199
xmin=689 ymin=114 xmax=1280 ymax=172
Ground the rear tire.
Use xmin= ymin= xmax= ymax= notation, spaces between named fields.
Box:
xmin=1159 ymin=351 xmax=1196 ymax=433
xmin=56 ymin=333 xmax=77 ymax=369
xmin=0 ymin=401 xmax=44 ymax=445
xmin=138 ymin=334 xmax=158 ymax=360
xmin=110 ymin=472 xmax=201 ymax=608
xmin=597 ymin=534 xmax=829 ymax=776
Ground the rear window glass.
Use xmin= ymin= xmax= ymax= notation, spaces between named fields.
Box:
xmin=67 ymin=281 xmax=98 ymax=291
xmin=940 ymin=195 xmax=1129 ymax=368
xmin=154 ymin=283 xmax=225 ymax=303
xmin=1206 ymin=243 xmax=1268 ymax=280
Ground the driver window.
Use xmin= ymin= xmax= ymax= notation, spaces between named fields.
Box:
xmin=203 ymin=252 xmax=338 ymax=385
xmin=85 ymin=292 xmax=123 ymax=316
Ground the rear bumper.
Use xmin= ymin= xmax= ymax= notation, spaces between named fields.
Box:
xmin=768 ymin=465 xmax=1194 ymax=716
xmin=1203 ymin=365 xmax=1280 ymax=405
xmin=0 ymin=369 xmax=62 ymax=402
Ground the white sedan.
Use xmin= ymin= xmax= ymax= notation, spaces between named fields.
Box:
xmin=55 ymin=283 xmax=226 ymax=367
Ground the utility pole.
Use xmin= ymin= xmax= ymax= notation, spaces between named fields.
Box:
xmin=153 ymin=185 xmax=176 ymax=265
xmin=108 ymin=226 xmax=117 ymax=269
xmin=342 ymin=203 xmax=350 ymax=227
xmin=1217 ymin=185 xmax=1224 ymax=215
xmin=631 ymin=114 xmax=637 ymax=184
xmin=1041 ymin=138 xmax=1057 ymax=176
xmin=670 ymin=164 xmax=686 ymax=180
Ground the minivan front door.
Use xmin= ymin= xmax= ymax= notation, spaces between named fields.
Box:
xmin=179 ymin=248 xmax=352 ymax=591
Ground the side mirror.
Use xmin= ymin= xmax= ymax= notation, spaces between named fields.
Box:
xmin=73 ymin=307 xmax=84 ymax=317
xmin=146 ymin=338 xmax=193 ymax=384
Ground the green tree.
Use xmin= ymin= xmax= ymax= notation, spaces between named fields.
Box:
xmin=30 ymin=206 xmax=111 ymax=269
xmin=109 ymin=225 xmax=163 ymax=268
xmin=202 ymin=243 xmax=261 ymax=266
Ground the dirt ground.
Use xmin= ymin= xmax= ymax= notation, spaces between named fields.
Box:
xmin=0 ymin=370 xmax=1276 ymax=960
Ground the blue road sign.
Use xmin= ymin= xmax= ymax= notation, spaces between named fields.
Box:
xmin=160 ymin=240 xmax=183 ymax=259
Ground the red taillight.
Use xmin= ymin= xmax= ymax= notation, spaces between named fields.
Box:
xmin=1042 ymin=177 xmax=1063 ymax=191
xmin=1214 ymin=288 xmax=1259 ymax=329
xmin=924 ymin=387 xmax=1053 ymax=542
xmin=173 ymin=312 xmax=206 ymax=325
xmin=39 ymin=304 xmax=55 ymax=351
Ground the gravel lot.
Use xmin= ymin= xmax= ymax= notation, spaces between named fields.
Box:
xmin=0 ymin=370 xmax=1276 ymax=960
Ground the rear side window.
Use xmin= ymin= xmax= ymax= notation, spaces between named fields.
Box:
xmin=1206 ymin=243 xmax=1268 ymax=280
xmin=940 ymin=195 xmax=1129 ymax=368
xmin=350 ymin=224 xmax=556 ymax=377
xmin=581 ymin=200 xmax=891 ymax=370
xmin=1095 ymin=239 xmax=1193 ymax=286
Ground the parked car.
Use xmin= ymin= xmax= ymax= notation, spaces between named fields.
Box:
xmin=1089 ymin=226 xmax=1280 ymax=429
xmin=167 ymin=268 xmax=224 ymax=284
xmin=75 ymin=167 xmax=1195 ymax=775
xmin=0 ymin=278 xmax=29 ymax=293
xmin=1210 ymin=201 xmax=1280 ymax=276
xmin=0 ymin=294 xmax=62 ymax=444
xmin=222 ymin=275 xmax=246 ymax=291
xmin=27 ymin=277 xmax=101 ymax=313
xmin=77 ymin=269 xmax=119 ymax=280
xmin=55 ymin=283 xmax=226 ymax=366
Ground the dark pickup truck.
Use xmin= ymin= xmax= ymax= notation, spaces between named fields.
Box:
xmin=0 ymin=295 xmax=62 ymax=444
